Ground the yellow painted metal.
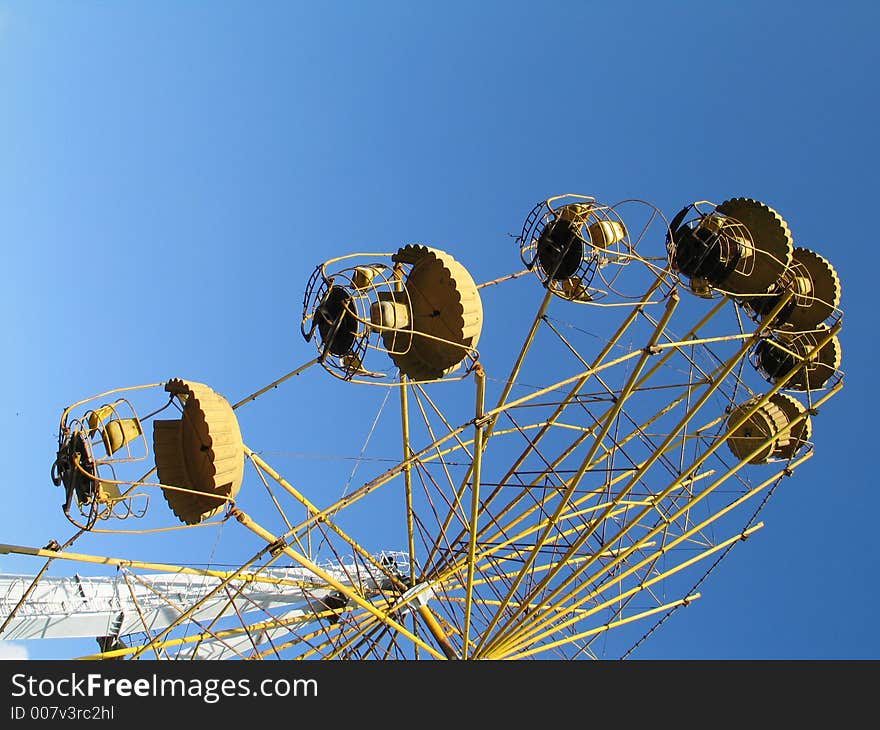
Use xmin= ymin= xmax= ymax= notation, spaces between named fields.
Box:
xmin=303 ymin=613 xmax=385 ymax=660
xmin=124 ymin=548 xmax=295 ymax=661
xmin=456 ymin=488 xmax=688 ymax=575
xmin=428 ymin=278 xmax=672 ymax=572
xmin=486 ymin=379 xmax=835 ymax=656
xmin=474 ymin=289 xmax=682 ymax=653
xmin=409 ymin=386 xmax=474 ymax=540
xmin=399 ymin=376 xmax=417 ymax=585
xmin=230 ymin=508 xmax=448 ymax=660
xmin=383 ymin=244 xmax=483 ymax=380
xmin=726 ymin=397 xmax=790 ymax=464
xmin=426 ymin=328 xmax=751 ymax=605
xmin=479 ymin=290 xmax=798 ymax=653
xmin=99 ymin=418 xmax=142 ymax=455
xmin=96 ymin=563 xmax=273 ymax=661
xmin=190 ymin=450 xmax=460 ymax=657
xmin=462 ymin=364 xmax=486 ymax=659
xmin=476 ymin=268 xmax=531 ymax=290
xmin=443 ymin=543 xmax=656 ymax=593
xmin=352 ymin=265 xmax=386 ymax=290
xmin=0 ymin=463 xmax=159 ymax=638
xmin=767 ymin=325 xmax=842 ymax=391
xmin=49 ymin=543 xmax=314 ymax=661
xmin=85 ymin=401 xmax=144 ymax=458
xmin=414 ymin=604 xmax=457 ymax=660
xmin=494 ymin=444 xmax=815 ymax=654
xmin=758 ymin=247 xmax=841 ymax=329
xmin=78 ymin=605 xmax=345 ymax=661
xmin=249 ymin=454 xmax=295 ymax=535
xmin=492 ymin=280 xmax=674 ymax=453
xmin=371 ymin=299 xmax=410 ymax=332
xmin=499 ymin=594 xmax=702 ymax=660
xmin=495 ymin=449 xmax=813 ymax=654
xmin=450 ymin=472 xmax=718 ymax=595
xmin=714 ymin=197 xmax=794 ymax=295
xmin=0 ymin=542 xmax=312 ymax=589
xmin=85 ymin=516 xmax=228 ymax=535
xmin=557 ymin=201 xmax=595 ymax=223
xmin=87 ymin=402 xmax=121 ymax=435
xmin=244 ymin=445 xmax=446 ymax=655
xmin=553 ymin=199 xmax=629 ymax=252
xmin=243 ymin=448 xmax=320 ymax=513
xmin=280 ymin=345 xmax=659 ymax=542
xmin=423 ymin=289 xmax=553 ymax=572
xmin=413 ymin=383 xmax=475 ymax=462
xmin=12 ymin=216 xmax=844 ymax=661
xmin=244 ymin=447 xmax=407 ymax=590
xmin=770 ymin=392 xmax=812 ymax=458
xmin=59 ymin=383 xmax=162 ymax=429
xmin=153 ymin=379 xmax=244 ymax=525
xmin=449 ymin=292 xmax=727 ymax=566
xmin=485 ymin=288 xmax=554 ymax=437
xmin=500 ymin=458 xmax=812 ymax=652
xmin=587 ymin=219 xmax=627 ymax=249
xmin=231 ymin=357 xmax=320 ymax=410
xmin=119 ymin=568 xmax=165 ymax=660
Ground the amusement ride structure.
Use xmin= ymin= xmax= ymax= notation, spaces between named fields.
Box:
xmin=0 ymin=194 xmax=843 ymax=659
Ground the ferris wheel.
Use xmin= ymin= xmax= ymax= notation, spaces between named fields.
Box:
xmin=0 ymin=193 xmax=844 ymax=660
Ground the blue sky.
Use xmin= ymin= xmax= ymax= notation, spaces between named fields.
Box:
xmin=0 ymin=1 xmax=877 ymax=659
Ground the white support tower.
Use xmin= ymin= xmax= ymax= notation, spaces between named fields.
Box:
xmin=0 ymin=551 xmax=409 ymax=659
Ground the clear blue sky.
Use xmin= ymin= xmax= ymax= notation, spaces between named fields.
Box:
xmin=0 ymin=1 xmax=876 ymax=659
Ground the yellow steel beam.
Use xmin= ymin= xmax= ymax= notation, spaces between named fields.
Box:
xmin=409 ymin=388 xmax=470 ymax=566
xmin=409 ymin=384 xmax=474 ymax=564
xmin=297 ymin=613 xmax=382 ymax=660
xmin=232 ymin=358 xmax=320 ymax=410
xmin=3 ymin=539 xmax=301 ymax=662
xmin=244 ymin=448 xmax=458 ymax=658
xmin=400 ymin=375 xmax=417 ymax=583
xmin=424 ymin=289 xmax=553 ymax=571
xmin=426 ymin=315 xmax=746 ymax=594
xmin=497 ymin=453 xmax=811 ymax=653
xmin=122 ymin=549 xmax=293 ymax=660
xmin=244 ymin=448 xmax=401 ymax=585
xmin=230 ymin=508 xmax=448 ymax=660
xmin=119 ymin=568 xmax=165 ymax=660
xmin=413 ymin=383 xmax=474 ymax=461
xmin=481 ymin=291 xmax=799 ymax=651
xmin=294 ymin=612 xmax=385 ymax=660
xmin=126 ymin=570 xmax=251 ymax=660
xmin=499 ymin=452 xmax=812 ymax=653
xmin=304 ymin=297 xmax=729 ymax=552
xmin=455 ymin=388 xmax=697 ymax=570
xmin=444 ymin=494 xmax=663 ymax=577
xmin=77 ymin=604 xmax=344 ymax=660
xmin=284 ymin=342 xmax=651 ymax=544
xmin=0 ymin=543 xmax=304 ymax=589
xmin=462 ymin=364 xmax=487 ymax=659
xmin=250 ymin=457 xmax=297 ymax=541
xmin=426 ymin=365 xmax=723 ymax=603
xmin=476 ymin=268 xmax=531 ymax=290
xmin=440 ymin=540 xmax=657 ymax=591
xmin=493 ymin=594 xmax=702 ymax=660
xmin=429 ymin=290 xmax=727 ymax=577
xmin=498 ymin=524 xmax=766 ymax=657
xmin=0 ymin=465 xmax=159 ymax=637
xmin=489 ymin=376 xmax=835 ymax=655
xmin=473 ymin=289 xmax=681 ymax=653
xmin=484 ymin=289 xmax=554 ymax=437
xmin=418 ymin=281 xmax=671 ymax=573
